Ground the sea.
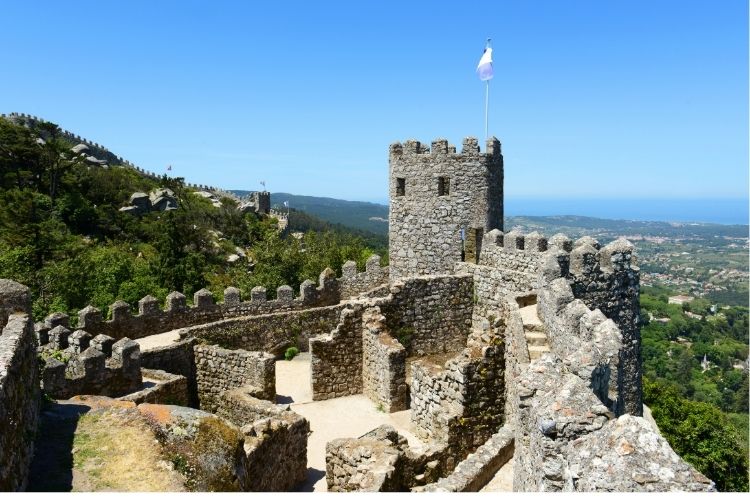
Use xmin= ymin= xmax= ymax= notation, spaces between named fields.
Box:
xmin=502 ymin=198 xmax=749 ymax=226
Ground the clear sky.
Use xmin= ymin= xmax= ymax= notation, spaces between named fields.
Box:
xmin=2 ymin=1 xmax=747 ymax=203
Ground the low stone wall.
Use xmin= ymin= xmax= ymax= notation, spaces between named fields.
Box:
xmin=422 ymin=425 xmax=514 ymax=492
xmin=339 ymin=255 xmax=389 ymax=300
xmin=179 ymin=303 xmax=347 ymax=355
xmin=362 ymin=307 xmax=408 ymax=412
xmin=119 ymin=369 xmax=189 ymax=406
xmin=41 ymin=334 xmax=142 ymax=399
xmin=0 ymin=280 xmax=39 ymax=491
xmin=379 ymin=274 xmax=474 ymax=357
xmin=140 ymin=338 xmax=198 ymax=407
xmin=216 ymin=387 xmax=309 ymax=491
xmin=194 ymin=344 xmax=275 ymax=412
xmin=310 ymin=306 xmax=364 ymax=400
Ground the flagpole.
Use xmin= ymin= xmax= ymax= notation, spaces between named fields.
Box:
xmin=484 ymin=80 xmax=489 ymax=140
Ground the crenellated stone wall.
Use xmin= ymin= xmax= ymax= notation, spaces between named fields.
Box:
xmin=38 ymin=270 xmax=341 ymax=342
xmin=194 ymin=344 xmax=275 ymax=413
xmin=339 ymin=255 xmax=389 ymax=300
xmin=41 ymin=331 xmax=142 ymax=400
xmin=565 ymin=237 xmax=642 ymax=415
xmin=0 ymin=280 xmax=39 ymax=492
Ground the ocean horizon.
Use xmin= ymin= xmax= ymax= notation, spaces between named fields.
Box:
xmin=360 ymin=197 xmax=749 ymax=226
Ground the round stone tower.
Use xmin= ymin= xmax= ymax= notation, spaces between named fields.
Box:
xmin=388 ymin=136 xmax=504 ymax=280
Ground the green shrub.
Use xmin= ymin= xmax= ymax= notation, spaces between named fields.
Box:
xmin=284 ymin=346 xmax=299 ymax=360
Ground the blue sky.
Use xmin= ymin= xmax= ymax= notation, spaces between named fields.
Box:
xmin=2 ymin=1 xmax=747 ymax=204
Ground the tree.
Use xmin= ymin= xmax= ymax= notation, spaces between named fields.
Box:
xmin=644 ymin=378 xmax=749 ymax=491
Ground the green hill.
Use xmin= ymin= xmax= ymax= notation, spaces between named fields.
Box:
xmin=232 ymin=191 xmax=389 ymax=235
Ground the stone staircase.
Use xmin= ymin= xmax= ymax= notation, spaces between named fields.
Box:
xmin=519 ymin=304 xmax=550 ymax=361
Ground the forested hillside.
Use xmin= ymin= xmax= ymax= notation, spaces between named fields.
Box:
xmin=640 ymin=287 xmax=748 ymax=491
xmin=0 ymin=117 xmax=381 ymax=321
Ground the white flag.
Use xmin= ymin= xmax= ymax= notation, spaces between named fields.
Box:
xmin=477 ymin=41 xmax=493 ymax=81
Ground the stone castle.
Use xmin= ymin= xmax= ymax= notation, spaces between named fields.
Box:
xmin=0 ymin=135 xmax=715 ymax=492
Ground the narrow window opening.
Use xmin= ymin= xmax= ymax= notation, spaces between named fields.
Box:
xmin=396 ymin=177 xmax=406 ymax=196
xmin=438 ymin=176 xmax=450 ymax=196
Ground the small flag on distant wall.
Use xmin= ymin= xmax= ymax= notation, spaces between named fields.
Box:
xmin=283 ymin=201 xmax=289 ymax=207
xmin=167 ymin=164 xmax=172 ymax=171
xmin=476 ymin=40 xmax=493 ymax=81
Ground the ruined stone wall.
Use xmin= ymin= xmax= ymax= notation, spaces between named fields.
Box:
xmin=181 ymin=303 xmax=346 ymax=355
xmin=139 ymin=338 xmax=198 ymax=406
xmin=310 ymin=306 xmax=365 ymax=400
xmin=194 ymin=344 xmax=275 ymax=412
xmin=339 ymin=255 xmax=389 ymax=300
xmin=309 ymin=275 xmax=473 ymax=401
xmin=216 ymin=387 xmax=309 ymax=491
xmin=41 ymin=332 xmax=142 ymax=399
xmin=326 ymin=426 xmax=407 ymax=492
xmin=0 ymin=280 xmax=39 ymax=492
xmin=422 ymin=425 xmax=514 ymax=492
xmin=326 ymin=425 xmax=454 ymax=492
xmin=119 ymin=368 xmax=189 ymax=406
xmin=379 ymin=274 xmax=474 ymax=357
xmin=388 ymin=137 xmax=503 ymax=279
xmin=361 ymin=307 xmax=408 ymax=412
xmin=410 ymin=318 xmax=505 ymax=461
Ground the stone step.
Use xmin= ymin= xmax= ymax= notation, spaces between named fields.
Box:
xmin=523 ymin=322 xmax=546 ymax=334
xmin=524 ymin=332 xmax=548 ymax=347
xmin=519 ymin=305 xmax=542 ymax=324
xmin=528 ymin=345 xmax=551 ymax=360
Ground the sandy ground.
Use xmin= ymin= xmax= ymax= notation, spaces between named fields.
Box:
xmin=275 ymin=352 xmax=426 ymax=492
xmin=135 ymin=330 xmax=181 ymax=351
xmin=479 ymin=456 xmax=515 ymax=492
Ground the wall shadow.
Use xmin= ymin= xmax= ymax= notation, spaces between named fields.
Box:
xmin=27 ymin=402 xmax=90 ymax=492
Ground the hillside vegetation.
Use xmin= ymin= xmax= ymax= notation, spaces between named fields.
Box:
xmin=0 ymin=117 xmax=381 ymax=321
xmin=233 ymin=191 xmax=390 ymax=236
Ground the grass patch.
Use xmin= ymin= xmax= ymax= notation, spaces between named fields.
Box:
xmin=71 ymin=410 xmax=185 ymax=491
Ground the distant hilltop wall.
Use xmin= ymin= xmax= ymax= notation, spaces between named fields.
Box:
xmin=1 ymin=112 xmax=243 ymax=201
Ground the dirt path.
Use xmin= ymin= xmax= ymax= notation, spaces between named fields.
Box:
xmin=275 ymin=353 xmax=426 ymax=492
